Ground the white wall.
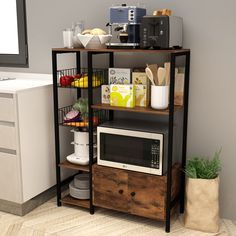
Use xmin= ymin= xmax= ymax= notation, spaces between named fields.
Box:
xmin=1 ymin=0 xmax=236 ymax=220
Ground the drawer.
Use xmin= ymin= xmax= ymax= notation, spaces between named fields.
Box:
xmin=0 ymin=93 xmax=15 ymax=122
xmin=93 ymin=165 xmax=129 ymax=213
xmin=0 ymin=124 xmax=17 ymax=150
xmin=0 ymin=152 xmax=21 ymax=203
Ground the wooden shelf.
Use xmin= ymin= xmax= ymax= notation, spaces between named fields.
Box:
xmin=92 ymin=103 xmax=183 ymax=115
xmin=59 ymin=160 xmax=90 ymax=172
xmin=52 ymin=48 xmax=190 ymax=54
xmin=61 ymin=194 xmax=90 ymax=209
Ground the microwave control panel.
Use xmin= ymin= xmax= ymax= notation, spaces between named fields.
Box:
xmin=151 ymin=141 xmax=160 ymax=168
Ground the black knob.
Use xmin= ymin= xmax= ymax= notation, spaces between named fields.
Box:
xmin=119 ymin=189 xmax=124 ymax=194
xmin=122 ymin=4 xmax=127 ymax=7
xmin=130 ymin=192 xmax=136 ymax=197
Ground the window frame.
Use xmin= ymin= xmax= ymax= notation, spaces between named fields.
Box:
xmin=0 ymin=0 xmax=28 ymax=67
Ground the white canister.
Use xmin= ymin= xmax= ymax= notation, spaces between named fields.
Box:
xmin=151 ymin=85 xmax=169 ymax=109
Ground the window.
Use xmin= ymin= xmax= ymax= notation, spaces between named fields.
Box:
xmin=0 ymin=0 xmax=28 ymax=67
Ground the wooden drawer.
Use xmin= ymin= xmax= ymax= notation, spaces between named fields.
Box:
xmin=93 ymin=165 xmax=129 ymax=213
xmin=128 ymin=171 xmax=166 ymax=220
xmin=0 ymin=124 xmax=17 ymax=150
xmin=93 ymin=164 xmax=181 ymax=221
xmin=0 ymin=94 xmax=15 ymax=122
xmin=0 ymin=152 xmax=21 ymax=202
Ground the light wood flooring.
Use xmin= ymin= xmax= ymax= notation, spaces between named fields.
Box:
xmin=0 ymin=196 xmax=235 ymax=236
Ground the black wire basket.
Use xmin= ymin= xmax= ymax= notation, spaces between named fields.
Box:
xmin=58 ymin=105 xmax=109 ymax=130
xmin=57 ymin=68 xmax=108 ymax=88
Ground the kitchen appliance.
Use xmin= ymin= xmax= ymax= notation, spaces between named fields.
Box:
xmin=97 ymin=119 xmax=179 ymax=175
xmin=140 ymin=15 xmax=183 ymax=49
xmin=66 ymin=129 xmax=97 ymax=165
xmin=106 ymin=4 xmax=146 ymax=48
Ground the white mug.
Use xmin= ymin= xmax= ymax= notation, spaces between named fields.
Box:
xmin=151 ymin=85 xmax=169 ymax=109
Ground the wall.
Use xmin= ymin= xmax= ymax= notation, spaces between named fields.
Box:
xmin=1 ymin=0 xmax=235 ymax=220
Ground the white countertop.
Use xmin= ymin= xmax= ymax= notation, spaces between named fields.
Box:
xmin=0 ymin=72 xmax=53 ymax=93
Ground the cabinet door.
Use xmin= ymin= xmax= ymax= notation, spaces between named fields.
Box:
xmin=128 ymin=171 xmax=166 ymax=220
xmin=0 ymin=93 xmax=15 ymax=122
xmin=93 ymin=165 xmax=129 ymax=213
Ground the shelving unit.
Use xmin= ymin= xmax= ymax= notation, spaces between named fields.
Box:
xmin=52 ymin=48 xmax=190 ymax=233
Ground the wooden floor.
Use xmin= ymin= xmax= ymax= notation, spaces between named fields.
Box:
xmin=0 ymin=196 xmax=235 ymax=236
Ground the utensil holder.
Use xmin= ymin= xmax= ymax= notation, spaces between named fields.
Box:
xmin=151 ymin=85 xmax=169 ymax=109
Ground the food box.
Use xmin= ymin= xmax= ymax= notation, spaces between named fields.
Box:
xmin=109 ymin=68 xmax=131 ymax=84
xmin=110 ymin=84 xmax=135 ymax=108
xmin=135 ymin=85 xmax=149 ymax=107
xmin=132 ymin=72 xmax=149 ymax=85
xmin=175 ymin=73 xmax=184 ymax=106
xmin=101 ymin=85 xmax=110 ymax=104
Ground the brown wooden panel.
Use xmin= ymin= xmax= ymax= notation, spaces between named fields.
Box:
xmin=128 ymin=171 xmax=166 ymax=221
xmin=93 ymin=165 xmax=129 ymax=213
xmin=59 ymin=160 xmax=89 ymax=172
xmin=61 ymin=194 xmax=90 ymax=209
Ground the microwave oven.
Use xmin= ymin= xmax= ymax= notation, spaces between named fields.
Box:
xmin=97 ymin=120 xmax=172 ymax=175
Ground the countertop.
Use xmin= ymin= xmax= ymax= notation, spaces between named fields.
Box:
xmin=0 ymin=72 xmax=52 ymax=93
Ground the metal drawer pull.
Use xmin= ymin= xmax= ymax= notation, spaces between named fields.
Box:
xmin=118 ymin=189 xmax=123 ymax=194
xmin=130 ymin=192 xmax=136 ymax=197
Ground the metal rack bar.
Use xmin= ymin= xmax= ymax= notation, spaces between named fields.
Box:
xmin=165 ymin=53 xmax=176 ymax=232
xmin=87 ymin=52 xmax=94 ymax=214
xmin=52 ymin=51 xmax=62 ymax=206
xmin=76 ymin=52 xmax=81 ymax=99
xmin=108 ymin=52 xmax=114 ymax=121
xmin=180 ymin=51 xmax=191 ymax=213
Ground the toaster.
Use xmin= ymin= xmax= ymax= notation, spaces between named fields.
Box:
xmin=140 ymin=15 xmax=183 ymax=49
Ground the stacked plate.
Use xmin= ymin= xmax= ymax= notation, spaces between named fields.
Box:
xmin=69 ymin=173 xmax=90 ymax=199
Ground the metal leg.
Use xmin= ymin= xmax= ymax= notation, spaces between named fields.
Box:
xmin=165 ymin=53 xmax=176 ymax=232
xmin=76 ymin=52 xmax=81 ymax=99
xmin=52 ymin=51 xmax=61 ymax=207
xmin=180 ymin=51 xmax=191 ymax=213
xmin=88 ymin=52 xmax=94 ymax=214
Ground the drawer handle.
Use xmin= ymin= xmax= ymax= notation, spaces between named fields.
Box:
xmin=118 ymin=189 xmax=123 ymax=194
xmin=130 ymin=192 xmax=136 ymax=197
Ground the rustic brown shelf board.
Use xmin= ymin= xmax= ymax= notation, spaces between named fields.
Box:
xmin=91 ymin=104 xmax=182 ymax=115
xmin=59 ymin=160 xmax=89 ymax=172
xmin=52 ymin=48 xmax=190 ymax=54
xmin=61 ymin=194 xmax=90 ymax=209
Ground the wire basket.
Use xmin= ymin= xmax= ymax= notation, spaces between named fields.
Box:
xmin=57 ymin=68 xmax=108 ymax=88
xmin=58 ymin=105 xmax=109 ymax=130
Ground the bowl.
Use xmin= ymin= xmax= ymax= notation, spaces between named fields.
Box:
xmin=77 ymin=34 xmax=112 ymax=49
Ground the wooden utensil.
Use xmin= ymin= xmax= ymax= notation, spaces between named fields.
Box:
xmin=146 ymin=64 xmax=159 ymax=85
xmin=164 ymin=62 xmax=170 ymax=86
xmin=157 ymin=67 xmax=166 ymax=86
xmin=145 ymin=67 xmax=155 ymax=85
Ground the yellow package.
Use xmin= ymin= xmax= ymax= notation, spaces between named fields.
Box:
xmin=132 ymin=72 xmax=149 ymax=85
xmin=135 ymin=85 xmax=149 ymax=107
xmin=110 ymin=85 xmax=135 ymax=108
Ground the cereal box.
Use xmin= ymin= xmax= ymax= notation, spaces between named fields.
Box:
xmin=101 ymin=85 xmax=110 ymax=104
xmin=110 ymin=84 xmax=135 ymax=108
xmin=135 ymin=85 xmax=149 ymax=107
xmin=109 ymin=68 xmax=131 ymax=84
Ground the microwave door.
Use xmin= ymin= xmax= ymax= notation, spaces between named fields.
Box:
xmin=99 ymin=133 xmax=160 ymax=169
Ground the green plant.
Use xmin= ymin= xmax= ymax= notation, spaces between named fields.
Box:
xmin=185 ymin=149 xmax=221 ymax=179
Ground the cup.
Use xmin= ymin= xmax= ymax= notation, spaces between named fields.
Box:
xmin=63 ymin=28 xmax=73 ymax=48
xmin=119 ymin=33 xmax=128 ymax=43
xmin=151 ymin=85 xmax=169 ymax=109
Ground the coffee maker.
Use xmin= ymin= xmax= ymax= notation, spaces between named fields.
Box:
xmin=106 ymin=4 xmax=146 ymax=48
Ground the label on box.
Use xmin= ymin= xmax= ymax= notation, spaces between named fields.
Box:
xmin=110 ymin=84 xmax=135 ymax=108
xmin=101 ymin=85 xmax=110 ymax=104
xmin=132 ymin=72 xmax=149 ymax=85
xmin=109 ymin=68 xmax=131 ymax=84
xmin=135 ymin=85 xmax=149 ymax=107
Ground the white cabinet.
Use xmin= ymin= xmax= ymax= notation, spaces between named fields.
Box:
xmin=0 ymin=75 xmax=56 ymax=204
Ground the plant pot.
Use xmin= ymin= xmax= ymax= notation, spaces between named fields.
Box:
xmin=184 ymin=176 xmax=220 ymax=233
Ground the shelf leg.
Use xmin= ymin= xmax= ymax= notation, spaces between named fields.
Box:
xmin=52 ymin=51 xmax=61 ymax=207
xmin=180 ymin=51 xmax=191 ymax=213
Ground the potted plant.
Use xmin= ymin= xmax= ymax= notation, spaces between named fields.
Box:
xmin=184 ymin=149 xmax=221 ymax=233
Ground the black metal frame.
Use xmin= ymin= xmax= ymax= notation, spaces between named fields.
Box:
xmin=52 ymin=48 xmax=190 ymax=233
